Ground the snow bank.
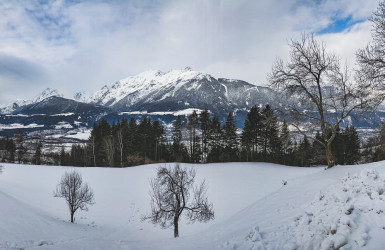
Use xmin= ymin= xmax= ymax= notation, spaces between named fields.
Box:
xmin=237 ymin=169 xmax=385 ymax=250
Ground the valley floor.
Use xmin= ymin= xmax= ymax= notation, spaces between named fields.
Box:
xmin=0 ymin=162 xmax=384 ymax=249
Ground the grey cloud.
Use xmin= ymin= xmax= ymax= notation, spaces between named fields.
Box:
xmin=0 ymin=0 xmax=381 ymax=106
xmin=0 ymin=54 xmax=46 ymax=80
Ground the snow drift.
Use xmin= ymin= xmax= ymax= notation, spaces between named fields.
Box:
xmin=0 ymin=162 xmax=384 ymax=249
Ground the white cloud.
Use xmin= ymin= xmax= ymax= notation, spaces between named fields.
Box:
xmin=318 ymin=21 xmax=373 ymax=67
xmin=0 ymin=0 xmax=381 ymax=105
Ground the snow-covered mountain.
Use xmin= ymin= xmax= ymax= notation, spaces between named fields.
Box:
xmin=73 ymin=91 xmax=91 ymax=103
xmin=0 ymin=69 xmax=279 ymax=136
xmin=0 ymin=96 xmax=109 ymax=136
xmin=88 ymin=68 xmax=276 ymax=113
xmin=1 ymin=68 xmax=384 ymax=137
xmin=0 ymin=88 xmax=63 ymax=114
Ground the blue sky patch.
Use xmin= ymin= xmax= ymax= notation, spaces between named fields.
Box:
xmin=317 ymin=15 xmax=363 ymax=34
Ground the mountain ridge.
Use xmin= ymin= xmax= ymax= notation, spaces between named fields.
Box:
xmin=0 ymin=88 xmax=63 ymax=114
xmin=0 ymin=68 xmax=382 ymax=137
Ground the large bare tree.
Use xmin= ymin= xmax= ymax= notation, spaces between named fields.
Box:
xmin=357 ymin=1 xmax=385 ymax=86
xmin=142 ymin=163 xmax=214 ymax=237
xmin=54 ymin=170 xmax=95 ymax=223
xmin=268 ymin=34 xmax=383 ymax=169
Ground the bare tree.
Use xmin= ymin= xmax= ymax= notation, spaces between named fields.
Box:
xmin=116 ymin=128 xmax=124 ymax=167
xmin=357 ymin=1 xmax=385 ymax=87
xmin=102 ymin=135 xmax=114 ymax=167
xmin=54 ymin=170 xmax=95 ymax=223
xmin=268 ymin=34 xmax=383 ymax=169
xmin=89 ymin=136 xmax=96 ymax=167
xmin=187 ymin=111 xmax=200 ymax=163
xmin=142 ymin=163 xmax=214 ymax=237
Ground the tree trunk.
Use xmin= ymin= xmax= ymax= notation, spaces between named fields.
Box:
xmin=71 ymin=211 xmax=74 ymax=223
xmin=174 ymin=216 xmax=179 ymax=238
xmin=325 ymin=142 xmax=334 ymax=169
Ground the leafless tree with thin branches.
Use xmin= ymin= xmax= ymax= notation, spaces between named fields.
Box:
xmin=357 ymin=1 xmax=385 ymax=87
xmin=102 ymin=135 xmax=114 ymax=167
xmin=142 ymin=163 xmax=214 ymax=237
xmin=268 ymin=33 xmax=384 ymax=169
xmin=54 ymin=170 xmax=95 ymax=223
xmin=116 ymin=128 xmax=124 ymax=167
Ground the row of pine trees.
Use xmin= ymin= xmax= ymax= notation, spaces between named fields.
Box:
xmin=0 ymin=105 xmax=367 ymax=167
xmin=57 ymin=105 xmax=361 ymax=167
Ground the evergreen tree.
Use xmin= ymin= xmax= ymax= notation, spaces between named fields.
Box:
xmin=222 ymin=112 xmax=238 ymax=161
xmin=126 ymin=117 xmax=138 ymax=159
xmin=260 ymin=105 xmax=281 ymax=162
xmin=207 ymin=116 xmax=223 ymax=162
xmin=120 ymin=117 xmax=129 ymax=164
xmin=296 ymin=137 xmax=312 ymax=167
xmin=70 ymin=144 xmax=84 ymax=167
xmin=2 ymin=138 xmax=15 ymax=162
xmin=187 ymin=111 xmax=200 ymax=163
xmin=60 ymin=146 xmax=69 ymax=166
xmin=113 ymin=120 xmax=124 ymax=167
xmin=331 ymin=126 xmax=344 ymax=165
xmin=311 ymin=131 xmax=326 ymax=165
xmin=32 ymin=140 xmax=42 ymax=165
xmin=152 ymin=120 xmax=167 ymax=162
xmin=89 ymin=119 xmax=112 ymax=166
xmin=14 ymin=130 xmax=25 ymax=163
xmin=200 ymin=109 xmax=210 ymax=163
xmin=241 ymin=105 xmax=262 ymax=161
xmin=343 ymin=126 xmax=360 ymax=164
xmin=137 ymin=117 xmax=152 ymax=160
xmin=171 ymin=116 xmax=188 ymax=162
xmin=280 ymin=120 xmax=292 ymax=164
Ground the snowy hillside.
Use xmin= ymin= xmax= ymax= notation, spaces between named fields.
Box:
xmin=0 ymin=162 xmax=384 ymax=249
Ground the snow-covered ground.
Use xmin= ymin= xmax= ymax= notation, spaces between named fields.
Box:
xmin=0 ymin=162 xmax=384 ymax=249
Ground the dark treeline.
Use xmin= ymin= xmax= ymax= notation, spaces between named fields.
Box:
xmin=0 ymin=105 xmax=365 ymax=167
xmin=362 ymin=124 xmax=385 ymax=163
xmin=61 ymin=117 xmax=169 ymax=167
xmin=295 ymin=126 xmax=360 ymax=167
xmin=60 ymin=105 xmax=362 ymax=167
xmin=0 ymin=130 xmax=45 ymax=165
xmin=0 ymin=137 xmax=16 ymax=162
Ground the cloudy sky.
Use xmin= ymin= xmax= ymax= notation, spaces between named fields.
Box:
xmin=0 ymin=0 xmax=381 ymax=106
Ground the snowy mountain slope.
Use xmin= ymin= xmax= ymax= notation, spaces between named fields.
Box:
xmin=0 ymin=88 xmax=63 ymax=114
xmin=88 ymin=68 xmax=276 ymax=113
xmin=1 ymin=162 xmax=384 ymax=249
xmin=218 ymin=78 xmax=277 ymax=109
xmin=19 ymin=96 xmax=109 ymax=116
xmin=73 ymin=91 xmax=91 ymax=103
xmin=0 ymin=96 xmax=109 ymax=136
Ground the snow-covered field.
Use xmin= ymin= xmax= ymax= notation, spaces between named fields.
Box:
xmin=0 ymin=162 xmax=384 ymax=249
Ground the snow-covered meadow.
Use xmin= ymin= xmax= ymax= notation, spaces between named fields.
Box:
xmin=0 ymin=162 xmax=384 ymax=249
